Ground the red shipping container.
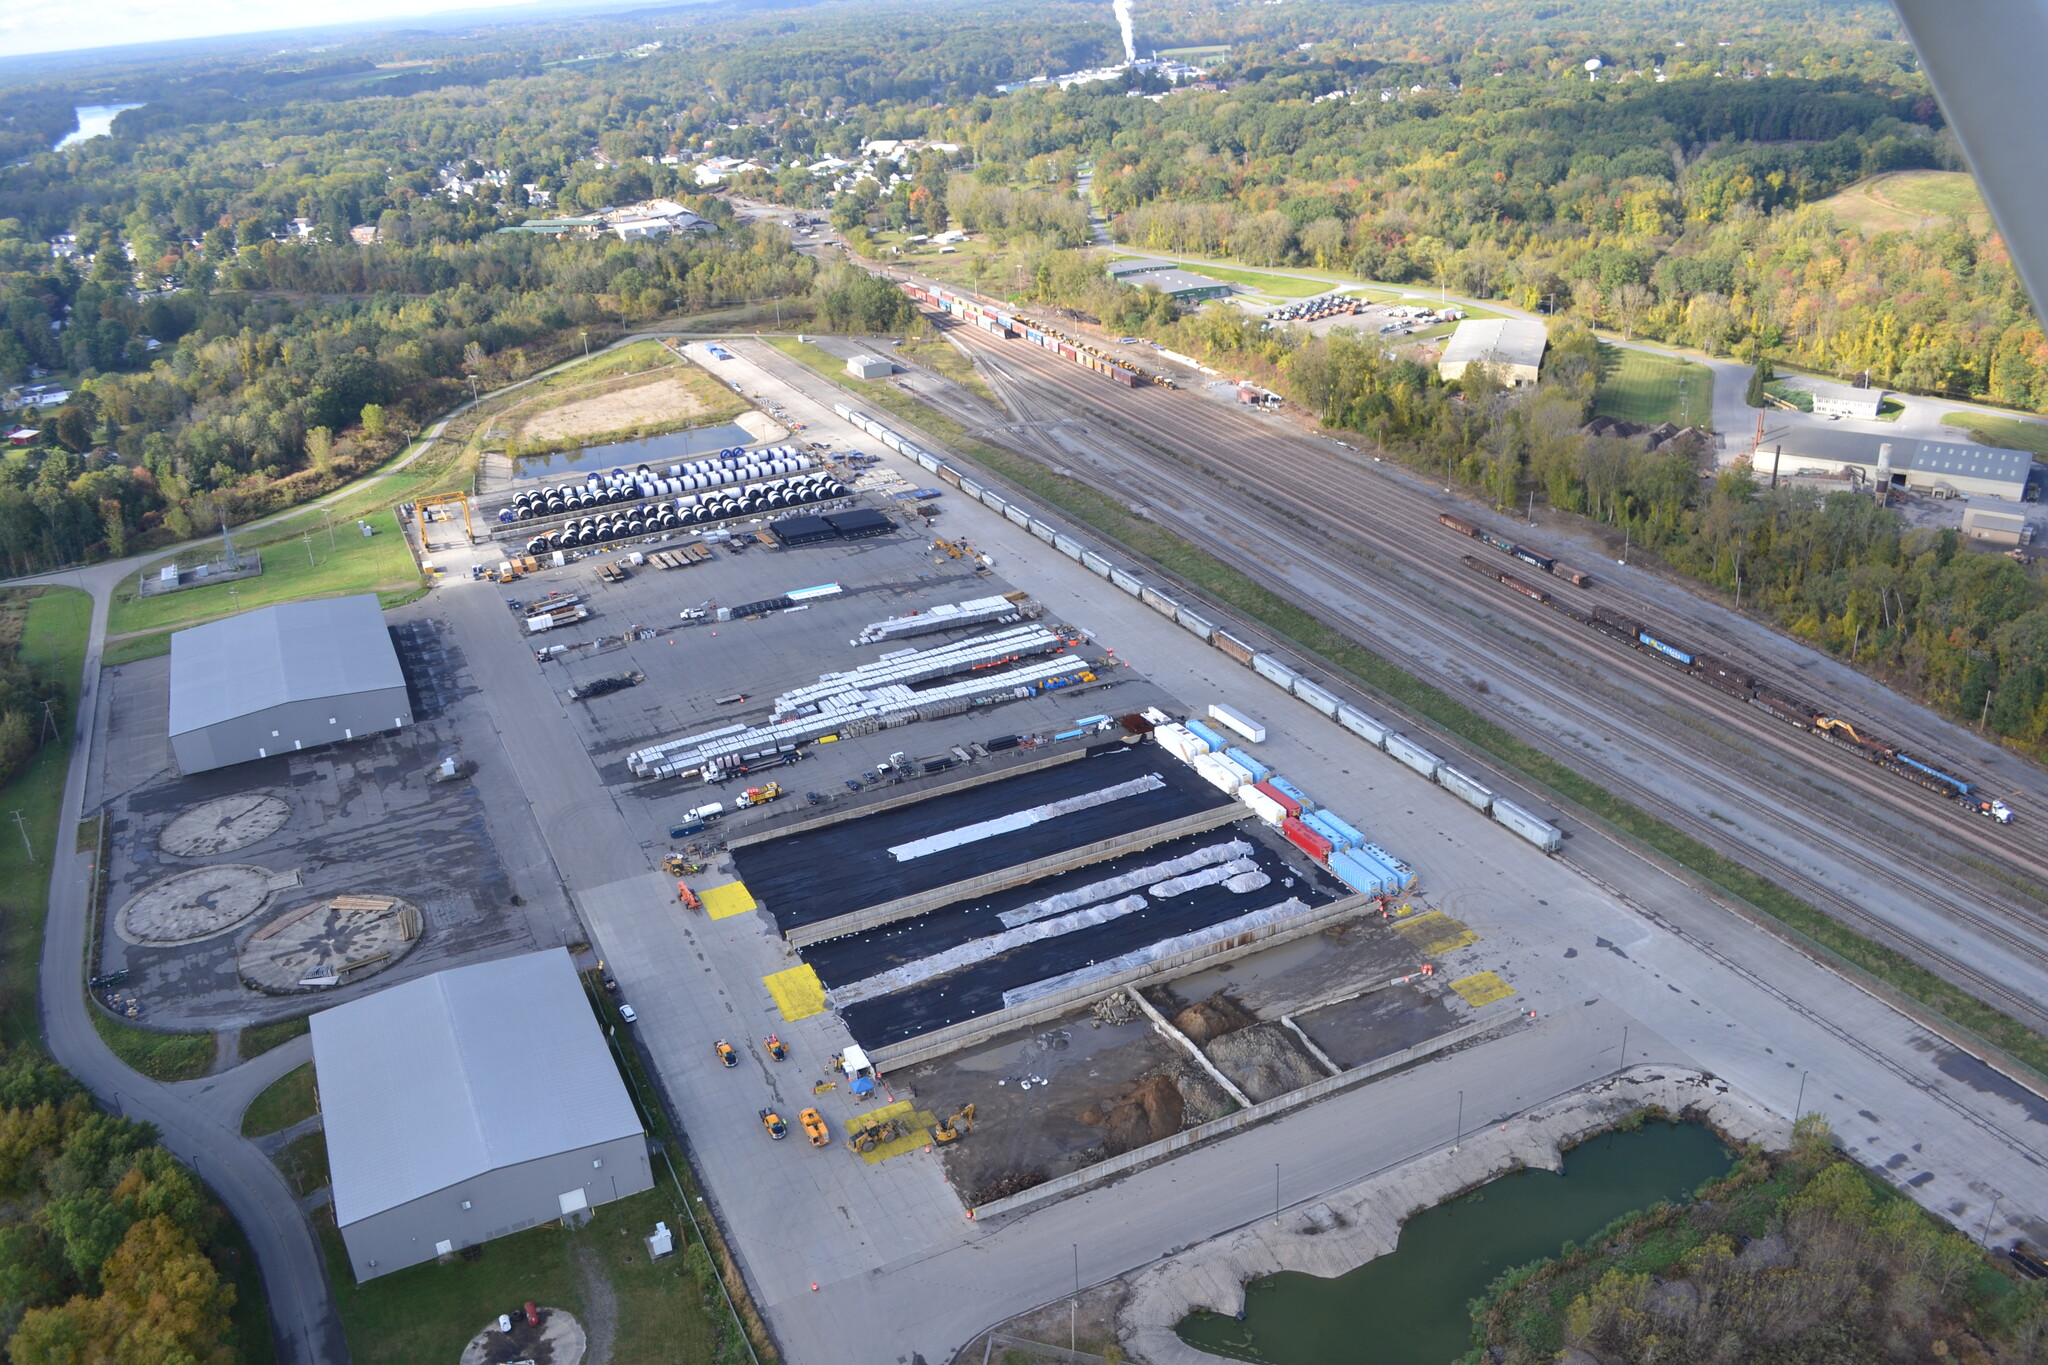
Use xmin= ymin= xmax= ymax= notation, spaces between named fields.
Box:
xmin=1251 ymin=781 xmax=1302 ymax=819
xmin=1282 ymin=816 xmax=1331 ymax=864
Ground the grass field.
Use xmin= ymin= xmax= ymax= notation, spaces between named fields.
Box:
xmin=1594 ymin=345 xmax=1715 ymax=427
xmin=894 ymin=335 xmax=998 ymax=404
xmin=91 ymin=1009 xmax=215 ymax=1081
xmin=241 ymin=1063 xmax=318 ymax=1138
xmin=486 ymin=340 xmax=750 ymax=457
xmin=0 ymin=589 xmax=90 ymax=1048
xmin=318 ymin=1183 xmax=723 ymax=1365
xmin=1942 ymin=412 xmax=2048 ymax=458
xmin=1819 ymin=170 xmax=1990 ymax=235
xmin=239 ymin=1013 xmax=310 ymax=1061
xmin=105 ymin=504 xmax=420 ymax=651
xmin=274 ymin=1130 xmax=330 ymax=1197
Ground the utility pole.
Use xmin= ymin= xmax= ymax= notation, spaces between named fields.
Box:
xmin=302 ymin=533 xmax=314 ymax=567
xmin=10 ymin=810 xmax=31 ymax=864
xmin=1071 ymin=1243 xmax=1079 ymax=1353
xmin=581 ymin=329 xmax=590 ymax=359
xmin=1982 ymin=689 xmax=1996 ymax=732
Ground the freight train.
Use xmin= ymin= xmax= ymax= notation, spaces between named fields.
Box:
xmin=898 ymin=280 xmax=1150 ymax=388
xmin=1439 ymin=513 xmax=1592 ymax=587
xmin=1444 ymin=517 xmax=2014 ymax=823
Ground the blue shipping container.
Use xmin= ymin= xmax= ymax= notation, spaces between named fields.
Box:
xmin=1339 ymin=844 xmax=1403 ymax=892
xmin=1303 ymin=810 xmax=1361 ymax=850
xmin=1637 ymin=632 xmax=1694 ymax=666
xmin=1316 ymin=810 xmax=1369 ymax=848
xmin=1267 ymin=775 xmax=1314 ymax=810
xmin=1359 ymin=842 xmax=1416 ymax=888
xmin=1224 ymin=748 xmax=1271 ymax=782
xmin=1327 ymin=849 xmax=1396 ymax=897
xmin=1185 ymin=719 xmax=1229 ymax=753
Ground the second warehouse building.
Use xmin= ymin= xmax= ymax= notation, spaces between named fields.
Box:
xmin=167 ymin=593 xmax=413 ymax=774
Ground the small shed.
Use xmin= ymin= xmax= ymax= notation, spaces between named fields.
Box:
xmin=1964 ymin=507 xmax=2028 ymax=545
xmin=846 ymin=354 xmax=895 ymax=380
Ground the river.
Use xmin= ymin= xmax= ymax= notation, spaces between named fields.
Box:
xmin=55 ymin=105 xmax=143 ymax=150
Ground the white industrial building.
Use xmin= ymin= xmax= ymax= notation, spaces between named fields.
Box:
xmin=1801 ymin=378 xmax=1886 ymax=420
xmin=1438 ymin=318 xmax=1548 ymax=387
xmin=1754 ymin=431 xmax=2036 ymax=501
xmin=846 ymin=353 xmax=895 ymax=379
xmin=167 ymin=594 xmax=412 ymax=774
xmin=313 ymin=948 xmax=652 ymax=1281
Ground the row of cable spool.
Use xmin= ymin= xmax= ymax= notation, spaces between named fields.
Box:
xmin=498 ymin=448 xmax=813 ymax=521
xmin=521 ymin=470 xmax=851 ymax=554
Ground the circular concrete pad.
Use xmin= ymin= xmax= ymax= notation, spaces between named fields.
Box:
xmin=116 ymin=865 xmax=279 ymax=945
xmin=459 ymin=1307 xmax=584 ymax=1365
xmin=237 ymin=893 xmax=422 ymax=994
xmin=159 ymin=794 xmax=291 ymax=858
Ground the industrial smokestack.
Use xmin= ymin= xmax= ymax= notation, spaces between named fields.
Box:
xmin=1113 ymin=0 xmax=1136 ymax=64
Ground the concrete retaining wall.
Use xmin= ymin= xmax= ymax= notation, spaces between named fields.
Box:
xmin=970 ymin=1010 xmax=1515 ymax=1221
xmin=870 ymin=892 xmax=1374 ymax=1071
xmin=727 ymin=749 xmax=1083 ymax=850
xmin=785 ymin=805 xmax=1245 ymax=949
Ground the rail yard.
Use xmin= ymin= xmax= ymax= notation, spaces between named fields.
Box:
xmin=861 ymin=296 xmax=2048 ymax=1048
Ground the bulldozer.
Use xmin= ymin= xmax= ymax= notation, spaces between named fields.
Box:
xmin=845 ymin=1117 xmax=912 ymax=1153
xmin=931 ymin=1104 xmax=976 ymax=1144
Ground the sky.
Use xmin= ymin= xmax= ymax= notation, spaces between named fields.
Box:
xmin=1 ymin=0 xmax=551 ymax=60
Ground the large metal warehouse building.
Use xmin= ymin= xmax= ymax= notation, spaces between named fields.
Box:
xmin=1756 ymin=431 xmax=2036 ymax=502
xmin=312 ymin=948 xmax=652 ymax=1281
xmin=167 ymin=593 xmax=412 ymax=774
xmin=1438 ymin=318 xmax=1548 ymax=387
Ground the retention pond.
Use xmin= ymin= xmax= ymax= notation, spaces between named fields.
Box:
xmin=1176 ymin=1119 xmax=1733 ymax=1364
xmin=510 ymin=421 xmax=758 ymax=479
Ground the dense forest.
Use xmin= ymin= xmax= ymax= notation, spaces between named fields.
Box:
xmin=0 ymin=1048 xmax=240 ymax=1364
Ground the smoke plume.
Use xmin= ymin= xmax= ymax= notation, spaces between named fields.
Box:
xmin=1113 ymin=0 xmax=1136 ymax=64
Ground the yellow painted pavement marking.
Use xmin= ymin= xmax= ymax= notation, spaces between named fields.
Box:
xmin=763 ymin=964 xmax=826 ymax=1021
xmin=1393 ymin=909 xmax=1479 ymax=958
xmin=1451 ymin=971 xmax=1516 ymax=1008
xmin=702 ymin=880 xmax=758 ymax=920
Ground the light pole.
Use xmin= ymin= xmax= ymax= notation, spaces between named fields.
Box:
xmin=1618 ymin=1025 xmax=1628 ymax=1073
xmin=1794 ymin=1070 xmax=1808 ymax=1120
xmin=1071 ymin=1243 xmax=1080 ymax=1352
xmin=581 ymin=329 xmax=590 ymax=359
xmin=10 ymin=810 xmax=32 ymax=863
xmin=1273 ymin=1161 xmax=1280 ymax=1218
xmin=1451 ymin=1089 xmax=1463 ymax=1154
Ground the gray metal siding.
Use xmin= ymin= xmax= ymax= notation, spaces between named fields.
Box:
xmin=171 ymin=685 xmax=412 ymax=774
xmin=340 ymin=1134 xmax=653 ymax=1280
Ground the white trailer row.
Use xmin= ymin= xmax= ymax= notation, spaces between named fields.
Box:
xmin=829 ymin=404 xmax=1566 ymax=856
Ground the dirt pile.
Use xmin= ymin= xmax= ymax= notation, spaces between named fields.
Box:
xmin=1206 ymin=1022 xmax=1328 ymax=1102
xmin=1170 ymin=990 xmax=1256 ymax=1044
xmin=1091 ymin=1073 xmax=1187 ymax=1155
xmin=1174 ymin=1066 xmax=1237 ymax=1125
xmin=970 ymin=1167 xmax=1047 ymax=1205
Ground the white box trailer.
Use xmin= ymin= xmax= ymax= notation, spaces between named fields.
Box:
xmin=1493 ymin=799 xmax=1562 ymax=853
xmin=1207 ymin=703 xmax=1267 ymax=744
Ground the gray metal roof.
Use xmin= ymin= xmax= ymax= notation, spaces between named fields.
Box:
xmin=1120 ymin=268 xmax=1232 ymax=296
xmin=311 ymin=948 xmax=644 ymax=1227
xmin=1441 ymin=318 xmax=1549 ymax=370
xmin=167 ymin=594 xmax=406 ymax=738
xmin=1766 ymin=430 xmax=2035 ymax=488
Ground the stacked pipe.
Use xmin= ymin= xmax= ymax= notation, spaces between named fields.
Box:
xmin=496 ymin=450 xmax=818 ymax=524
xmin=521 ymin=471 xmax=848 ymax=556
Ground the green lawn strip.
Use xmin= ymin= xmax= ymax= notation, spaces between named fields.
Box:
xmin=1594 ymin=345 xmax=1716 ymax=426
xmin=108 ymin=505 xmax=421 ymax=637
xmin=1941 ymin=412 xmax=2048 ymax=458
xmin=203 ymin=1186 xmax=280 ymax=1365
xmin=821 ymin=366 xmax=2048 ymax=1083
xmin=273 ymin=1130 xmax=330 ymax=1198
xmin=894 ymin=335 xmax=998 ymax=405
xmin=1764 ymin=380 xmax=1816 ymax=413
xmin=241 ymin=1062 xmax=318 ymax=1138
xmin=239 ymin=1013 xmax=311 ymax=1061
xmin=90 ymin=1009 xmax=216 ymax=1081
xmin=0 ymin=589 xmax=91 ymax=1048
xmin=315 ymin=1182 xmax=719 ymax=1365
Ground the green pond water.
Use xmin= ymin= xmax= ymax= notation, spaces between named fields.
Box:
xmin=1177 ymin=1120 xmax=1734 ymax=1365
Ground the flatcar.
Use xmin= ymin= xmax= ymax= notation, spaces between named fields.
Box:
xmin=1692 ymin=654 xmax=1754 ymax=697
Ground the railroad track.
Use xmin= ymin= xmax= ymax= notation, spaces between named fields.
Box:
xmin=948 ymin=333 xmax=2048 ymax=1036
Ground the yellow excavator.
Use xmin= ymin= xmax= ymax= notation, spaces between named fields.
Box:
xmin=932 ymin=1103 xmax=976 ymax=1143
xmin=931 ymin=537 xmax=969 ymax=560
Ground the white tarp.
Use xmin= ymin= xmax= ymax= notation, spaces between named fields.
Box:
xmin=887 ymin=774 xmax=1166 ymax=861
xmin=828 ymin=895 xmax=1150 ymax=1007
xmin=1000 ymin=899 xmax=1310 ymax=1008
xmin=998 ymin=841 xmax=1252 ymax=929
